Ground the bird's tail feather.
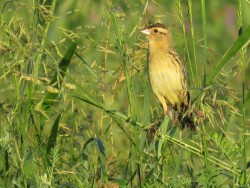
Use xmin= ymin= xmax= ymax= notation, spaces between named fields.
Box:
xmin=179 ymin=113 xmax=196 ymax=131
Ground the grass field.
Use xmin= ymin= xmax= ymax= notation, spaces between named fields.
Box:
xmin=0 ymin=0 xmax=250 ymax=187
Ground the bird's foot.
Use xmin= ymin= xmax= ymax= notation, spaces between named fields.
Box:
xmin=147 ymin=114 xmax=165 ymax=138
xmin=194 ymin=109 xmax=205 ymax=119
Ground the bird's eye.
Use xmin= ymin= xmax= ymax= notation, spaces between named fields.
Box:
xmin=154 ymin=29 xmax=158 ymax=33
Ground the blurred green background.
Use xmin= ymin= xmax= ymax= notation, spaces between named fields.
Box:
xmin=0 ymin=0 xmax=249 ymax=187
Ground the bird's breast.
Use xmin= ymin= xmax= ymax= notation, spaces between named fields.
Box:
xmin=148 ymin=53 xmax=186 ymax=106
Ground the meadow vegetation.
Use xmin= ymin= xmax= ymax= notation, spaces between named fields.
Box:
xmin=0 ymin=0 xmax=249 ymax=187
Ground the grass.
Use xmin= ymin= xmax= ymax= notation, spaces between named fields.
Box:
xmin=0 ymin=0 xmax=250 ymax=187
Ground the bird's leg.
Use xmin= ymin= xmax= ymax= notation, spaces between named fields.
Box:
xmin=147 ymin=99 xmax=168 ymax=137
xmin=166 ymin=108 xmax=178 ymax=125
xmin=147 ymin=103 xmax=165 ymax=138
xmin=159 ymin=98 xmax=178 ymax=125
xmin=154 ymin=96 xmax=169 ymax=125
xmin=147 ymin=113 xmax=164 ymax=138
xmin=179 ymin=128 xmax=183 ymax=142
xmin=152 ymin=113 xmax=164 ymax=128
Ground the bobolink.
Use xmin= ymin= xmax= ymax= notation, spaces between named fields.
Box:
xmin=140 ymin=23 xmax=196 ymax=131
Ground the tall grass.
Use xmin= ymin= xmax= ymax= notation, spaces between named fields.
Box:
xmin=0 ymin=0 xmax=249 ymax=187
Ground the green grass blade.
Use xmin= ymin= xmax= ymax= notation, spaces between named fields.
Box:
xmin=157 ymin=116 xmax=169 ymax=159
xmin=142 ymin=69 xmax=151 ymax=126
xmin=74 ymin=93 xmax=144 ymax=128
xmin=74 ymin=52 xmax=98 ymax=79
xmin=206 ymin=25 xmax=250 ymax=84
xmin=245 ymin=91 xmax=250 ymax=105
xmin=46 ymin=114 xmax=61 ymax=155
xmin=140 ymin=70 xmax=151 ymax=150
xmin=201 ymin=0 xmax=207 ymax=63
xmin=187 ymin=0 xmax=199 ymax=84
xmin=42 ymin=41 xmax=77 ymax=110
xmin=82 ymin=137 xmax=108 ymax=183
xmin=174 ymin=0 xmax=195 ymax=84
xmin=74 ymin=93 xmax=105 ymax=109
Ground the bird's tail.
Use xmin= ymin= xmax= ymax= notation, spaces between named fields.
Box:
xmin=178 ymin=112 xmax=196 ymax=131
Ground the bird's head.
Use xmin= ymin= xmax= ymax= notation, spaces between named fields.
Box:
xmin=140 ymin=23 xmax=172 ymax=50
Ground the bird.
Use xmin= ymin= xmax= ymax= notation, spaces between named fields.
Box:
xmin=140 ymin=23 xmax=196 ymax=131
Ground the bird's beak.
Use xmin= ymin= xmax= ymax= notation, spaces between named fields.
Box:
xmin=140 ymin=29 xmax=150 ymax=35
